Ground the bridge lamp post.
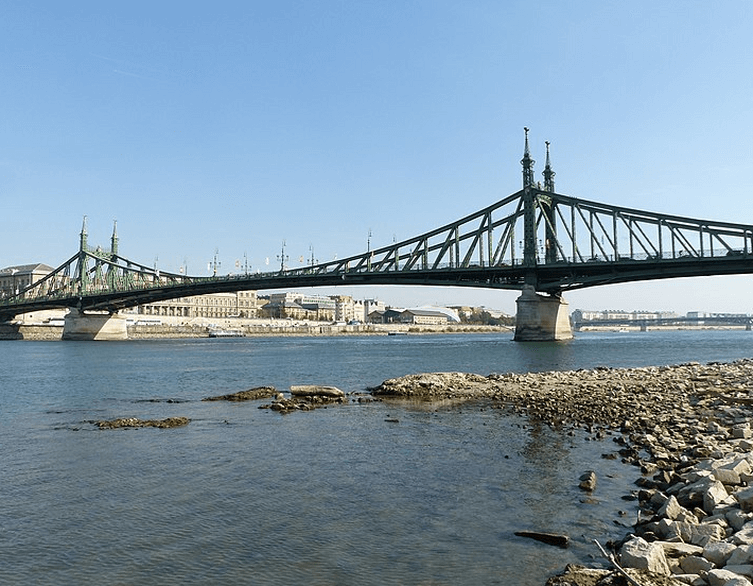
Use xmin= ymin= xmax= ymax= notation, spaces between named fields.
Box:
xmin=277 ymin=241 xmax=289 ymax=272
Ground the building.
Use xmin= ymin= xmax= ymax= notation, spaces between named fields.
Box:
xmin=399 ymin=309 xmax=449 ymax=325
xmin=331 ymin=295 xmax=357 ymax=323
xmin=367 ymin=308 xmax=404 ymax=324
xmin=364 ymin=298 xmax=385 ymax=321
xmin=571 ymin=309 xmax=679 ymax=323
xmin=0 ymin=263 xmax=55 ymax=298
xmin=261 ymin=292 xmax=336 ymax=321
xmin=136 ymin=291 xmax=259 ymax=319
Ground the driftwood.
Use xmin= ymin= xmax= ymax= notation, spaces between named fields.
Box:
xmin=514 ymin=531 xmax=570 ymax=548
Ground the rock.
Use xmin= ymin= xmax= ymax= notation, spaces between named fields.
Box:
xmin=737 ymin=488 xmax=753 ymax=513
xmin=545 ymin=565 xmax=686 ymax=586
xmin=202 ymin=386 xmax=277 ymax=401
xmin=659 ymin=542 xmax=703 ymax=558
xmin=289 ymin=385 xmax=345 ymax=398
xmin=688 ymin=521 xmax=726 ymax=546
xmin=370 ymin=372 xmax=493 ymax=399
xmin=544 ymin=564 xmax=609 ymax=585
xmin=728 ymin=510 xmax=753 ymax=532
xmin=579 ymin=470 xmax=597 ymax=491
xmin=672 ymin=575 xmax=709 ymax=586
xmin=679 ymin=554 xmax=715 ymax=574
xmin=732 ymin=424 xmax=752 ymax=439
xmin=716 ymin=468 xmax=744 ymax=486
xmin=707 ymin=568 xmax=753 ymax=586
xmin=95 ymin=416 xmax=190 ymax=429
xmin=725 ymin=566 xmax=753 ymax=579
xmin=727 ymin=546 xmax=753 ymax=566
xmin=620 ymin=536 xmax=671 ymax=575
xmin=704 ymin=541 xmax=738 ymax=566
xmin=659 ymin=495 xmax=686 ymax=520
xmin=705 ymin=480 xmax=732 ymax=514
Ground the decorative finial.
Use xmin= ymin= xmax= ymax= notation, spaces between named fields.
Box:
xmin=543 ymin=141 xmax=555 ymax=192
xmin=521 ymin=127 xmax=535 ymax=188
xmin=110 ymin=219 xmax=119 ymax=255
xmin=79 ymin=215 xmax=89 ymax=252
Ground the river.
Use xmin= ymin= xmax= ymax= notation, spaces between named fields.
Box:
xmin=2 ymin=330 xmax=752 ymax=585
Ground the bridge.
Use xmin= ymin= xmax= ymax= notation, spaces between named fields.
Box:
xmin=574 ymin=316 xmax=753 ymax=332
xmin=3 ymin=128 xmax=753 ymax=340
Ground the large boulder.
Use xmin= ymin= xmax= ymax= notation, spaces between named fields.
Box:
xmin=707 ymin=568 xmax=753 ymax=586
xmin=620 ymin=536 xmax=671 ymax=575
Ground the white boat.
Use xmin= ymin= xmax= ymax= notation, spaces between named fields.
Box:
xmin=208 ymin=329 xmax=244 ymax=338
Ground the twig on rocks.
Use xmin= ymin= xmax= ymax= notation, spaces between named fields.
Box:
xmin=593 ymin=539 xmax=644 ymax=586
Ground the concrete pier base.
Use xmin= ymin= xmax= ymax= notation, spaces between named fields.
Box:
xmin=514 ymin=286 xmax=573 ymax=341
xmin=62 ymin=309 xmax=128 ymax=341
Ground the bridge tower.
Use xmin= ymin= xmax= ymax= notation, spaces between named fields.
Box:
xmin=514 ymin=130 xmax=572 ymax=341
xmin=62 ymin=217 xmax=128 ymax=341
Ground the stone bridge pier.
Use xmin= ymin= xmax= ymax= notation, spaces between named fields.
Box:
xmin=62 ymin=309 xmax=128 ymax=341
xmin=514 ymin=286 xmax=573 ymax=341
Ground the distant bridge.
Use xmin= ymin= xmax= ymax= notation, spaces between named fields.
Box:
xmin=574 ymin=316 xmax=753 ymax=331
xmin=3 ymin=129 xmax=753 ymax=340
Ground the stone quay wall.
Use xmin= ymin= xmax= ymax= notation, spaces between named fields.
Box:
xmin=0 ymin=323 xmax=63 ymax=341
xmin=0 ymin=321 xmax=508 ymax=341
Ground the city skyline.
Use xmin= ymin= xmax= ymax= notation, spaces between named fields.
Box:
xmin=3 ymin=2 xmax=753 ymax=316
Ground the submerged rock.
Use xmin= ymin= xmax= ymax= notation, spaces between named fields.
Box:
xmin=95 ymin=417 xmax=190 ymax=429
xmin=259 ymin=389 xmax=348 ymax=414
xmin=579 ymin=471 xmax=598 ymax=492
xmin=202 ymin=386 xmax=277 ymax=402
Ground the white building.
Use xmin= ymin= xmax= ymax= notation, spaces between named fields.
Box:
xmin=137 ymin=291 xmax=259 ymax=319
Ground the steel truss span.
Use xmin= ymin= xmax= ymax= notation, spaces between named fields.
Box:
xmin=3 ymin=168 xmax=753 ymax=319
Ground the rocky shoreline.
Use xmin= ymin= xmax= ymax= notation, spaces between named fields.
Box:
xmin=372 ymin=359 xmax=753 ymax=585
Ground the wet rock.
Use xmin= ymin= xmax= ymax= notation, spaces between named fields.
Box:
xmin=202 ymin=386 xmax=278 ymax=402
xmin=259 ymin=392 xmax=347 ymax=414
xmin=579 ymin=471 xmax=597 ymax=492
xmin=95 ymin=416 xmax=190 ymax=429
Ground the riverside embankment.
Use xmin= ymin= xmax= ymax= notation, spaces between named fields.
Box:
xmin=371 ymin=359 xmax=753 ymax=585
xmin=0 ymin=321 xmax=509 ymax=340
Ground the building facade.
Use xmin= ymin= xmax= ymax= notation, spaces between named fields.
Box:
xmin=0 ymin=264 xmax=55 ymax=298
xmin=136 ymin=291 xmax=259 ymax=319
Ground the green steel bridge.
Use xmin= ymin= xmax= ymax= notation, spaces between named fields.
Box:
xmin=3 ymin=129 xmax=753 ymax=328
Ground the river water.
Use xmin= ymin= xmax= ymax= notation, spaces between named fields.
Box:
xmin=2 ymin=330 xmax=753 ymax=585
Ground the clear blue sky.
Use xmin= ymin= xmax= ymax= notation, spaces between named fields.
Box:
xmin=3 ymin=1 xmax=753 ymax=315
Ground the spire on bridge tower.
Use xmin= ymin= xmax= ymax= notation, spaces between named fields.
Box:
xmin=521 ymin=127 xmax=535 ymax=188
xmin=111 ymin=220 xmax=119 ymax=256
xmin=543 ymin=141 xmax=555 ymax=193
xmin=80 ymin=215 xmax=88 ymax=252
